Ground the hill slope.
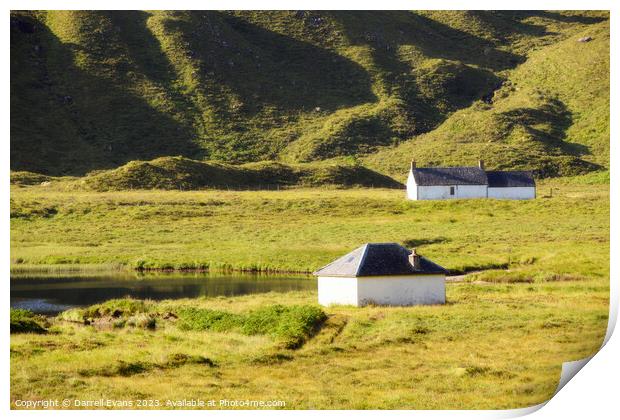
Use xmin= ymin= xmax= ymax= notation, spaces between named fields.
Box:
xmin=364 ymin=19 xmax=609 ymax=179
xmin=11 ymin=11 xmax=609 ymax=177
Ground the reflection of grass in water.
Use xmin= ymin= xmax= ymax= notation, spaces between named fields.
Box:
xmin=10 ymin=263 xmax=126 ymax=275
xmin=10 ymin=269 xmax=313 ymax=282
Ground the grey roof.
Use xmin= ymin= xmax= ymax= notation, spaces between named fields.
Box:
xmin=411 ymin=167 xmax=488 ymax=186
xmin=486 ymin=171 xmax=535 ymax=188
xmin=313 ymin=243 xmax=448 ymax=277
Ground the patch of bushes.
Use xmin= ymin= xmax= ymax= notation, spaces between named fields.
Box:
xmin=10 ymin=309 xmax=47 ymax=334
xmin=165 ymin=353 xmax=216 ymax=368
xmin=81 ymin=298 xmax=152 ymax=319
xmin=58 ymin=299 xmax=155 ymax=329
xmin=177 ymin=304 xmax=327 ymax=349
xmin=79 ymin=360 xmax=153 ymax=377
xmin=243 ymin=304 xmax=328 ymax=349
xmin=10 ymin=171 xmax=53 ymax=186
xmin=10 ymin=200 xmax=58 ymax=219
xmin=126 ymin=314 xmax=157 ymax=329
xmin=177 ymin=308 xmax=243 ymax=332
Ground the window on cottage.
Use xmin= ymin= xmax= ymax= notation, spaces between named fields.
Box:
xmin=449 ymin=186 xmax=455 ymax=195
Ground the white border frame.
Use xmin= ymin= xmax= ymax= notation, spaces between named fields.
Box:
xmin=2 ymin=2 xmax=617 ymax=419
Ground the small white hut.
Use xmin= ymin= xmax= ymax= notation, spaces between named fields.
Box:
xmin=313 ymin=243 xmax=447 ymax=307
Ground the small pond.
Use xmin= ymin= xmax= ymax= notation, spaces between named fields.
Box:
xmin=10 ymin=272 xmax=316 ymax=315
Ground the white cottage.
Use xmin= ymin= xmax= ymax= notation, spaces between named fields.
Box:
xmin=406 ymin=160 xmax=536 ymax=200
xmin=314 ymin=243 xmax=447 ymax=307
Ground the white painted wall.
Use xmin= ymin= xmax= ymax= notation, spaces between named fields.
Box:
xmin=318 ymin=276 xmax=358 ymax=306
xmin=318 ymin=274 xmax=446 ymax=306
xmin=455 ymin=185 xmax=488 ymax=199
xmin=358 ymin=275 xmax=445 ymax=306
xmin=416 ymin=184 xmax=487 ymax=200
xmin=488 ymin=187 xmax=536 ymax=200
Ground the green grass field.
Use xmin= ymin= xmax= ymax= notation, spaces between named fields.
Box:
xmin=10 ymin=179 xmax=609 ymax=280
xmin=10 ymin=180 xmax=610 ymax=409
xmin=10 ymin=280 xmax=608 ymax=409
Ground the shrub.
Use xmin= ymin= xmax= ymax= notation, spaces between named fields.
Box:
xmin=82 ymin=298 xmax=151 ymax=318
xmin=177 ymin=304 xmax=327 ymax=349
xmin=10 ymin=309 xmax=47 ymax=334
xmin=165 ymin=353 xmax=216 ymax=368
xmin=126 ymin=314 xmax=157 ymax=329
xmin=243 ymin=304 xmax=328 ymax=349
xmin=177 ymin=308 xmax=243 ymax=332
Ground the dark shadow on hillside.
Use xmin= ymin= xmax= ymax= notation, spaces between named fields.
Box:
xmin=402 ymin=237 xmax=449 ymax=248
xmin=497 ymin=98 xmax=603 ymax=176
xmin=162 ymin=11 xmax=376 ymax=116
xmin=105 ymin=11 xmax=208 ymax=144
xmin=329 ymin=11 xmax=524 ymax=72
xmin=324 ymin=11 xmax=506 ymax=137
xmin=10 ymin=12 xmax=200 ymax=176
xmin=467 ymin=11 xmax=551 ymax=39
xmin=499 ymin=98 xmax=572 ymax=141
xmin=513 ymin=11 xmax=607 ymax=25
xmin=498 ymin=98 xmax=592 ymax=157
xmin=106 ymin=11 xmax=175 ymax=85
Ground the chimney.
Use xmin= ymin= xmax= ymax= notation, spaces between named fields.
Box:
xmin=478 ymin=159 xmax=485 ymax=170
xmin=408 ymin=249 xmax=421 ymax=270
xmin=410 ymin=160 xmax=416 ymax=170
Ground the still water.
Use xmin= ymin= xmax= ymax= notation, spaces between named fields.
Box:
xmin=10 ymin=272 xmax=316 ymax=315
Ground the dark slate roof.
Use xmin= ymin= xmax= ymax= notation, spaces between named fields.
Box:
xmin=411 ymin=167 xmax=488 ymax=186
xmin=313 ymin=243 xmax=448 ymax=277
xmin=486 ymin=170 xmax=535 ymax=188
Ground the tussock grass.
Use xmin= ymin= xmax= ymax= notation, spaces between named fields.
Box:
xmin=10 ymin=182 xmax=609 ymax=282
xmin=10 ymin=282 xmax=609 ymax=409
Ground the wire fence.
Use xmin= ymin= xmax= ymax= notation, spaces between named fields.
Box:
xmin=170 ymin=183 xmax=402 ymax=191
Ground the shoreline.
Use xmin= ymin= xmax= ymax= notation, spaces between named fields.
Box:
xmin=10 ymin=262 xmax=493 ymax=279
xmin=9 ymin=263 xmax=315 ymax=276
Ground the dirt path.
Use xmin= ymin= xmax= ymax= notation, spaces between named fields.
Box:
xmin=446 ymin=271 xmax=485 ymax=283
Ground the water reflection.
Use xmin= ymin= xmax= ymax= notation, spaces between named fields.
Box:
xmin=10 ymin=272 xmax=316 ymax=314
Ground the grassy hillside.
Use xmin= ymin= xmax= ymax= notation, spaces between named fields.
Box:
xmin=80 ymin=157 xmax=402 ymax=191
xmin=364 ymin=19 xmax=610 ymax=179
xmin=11 ymin=11 xmax=609 ymax=177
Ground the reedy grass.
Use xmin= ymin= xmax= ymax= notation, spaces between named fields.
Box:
xmin=10 ymin=280 xmax=609 ymax=409
xmin=10 ymin=181 xmax=609 ymax=283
